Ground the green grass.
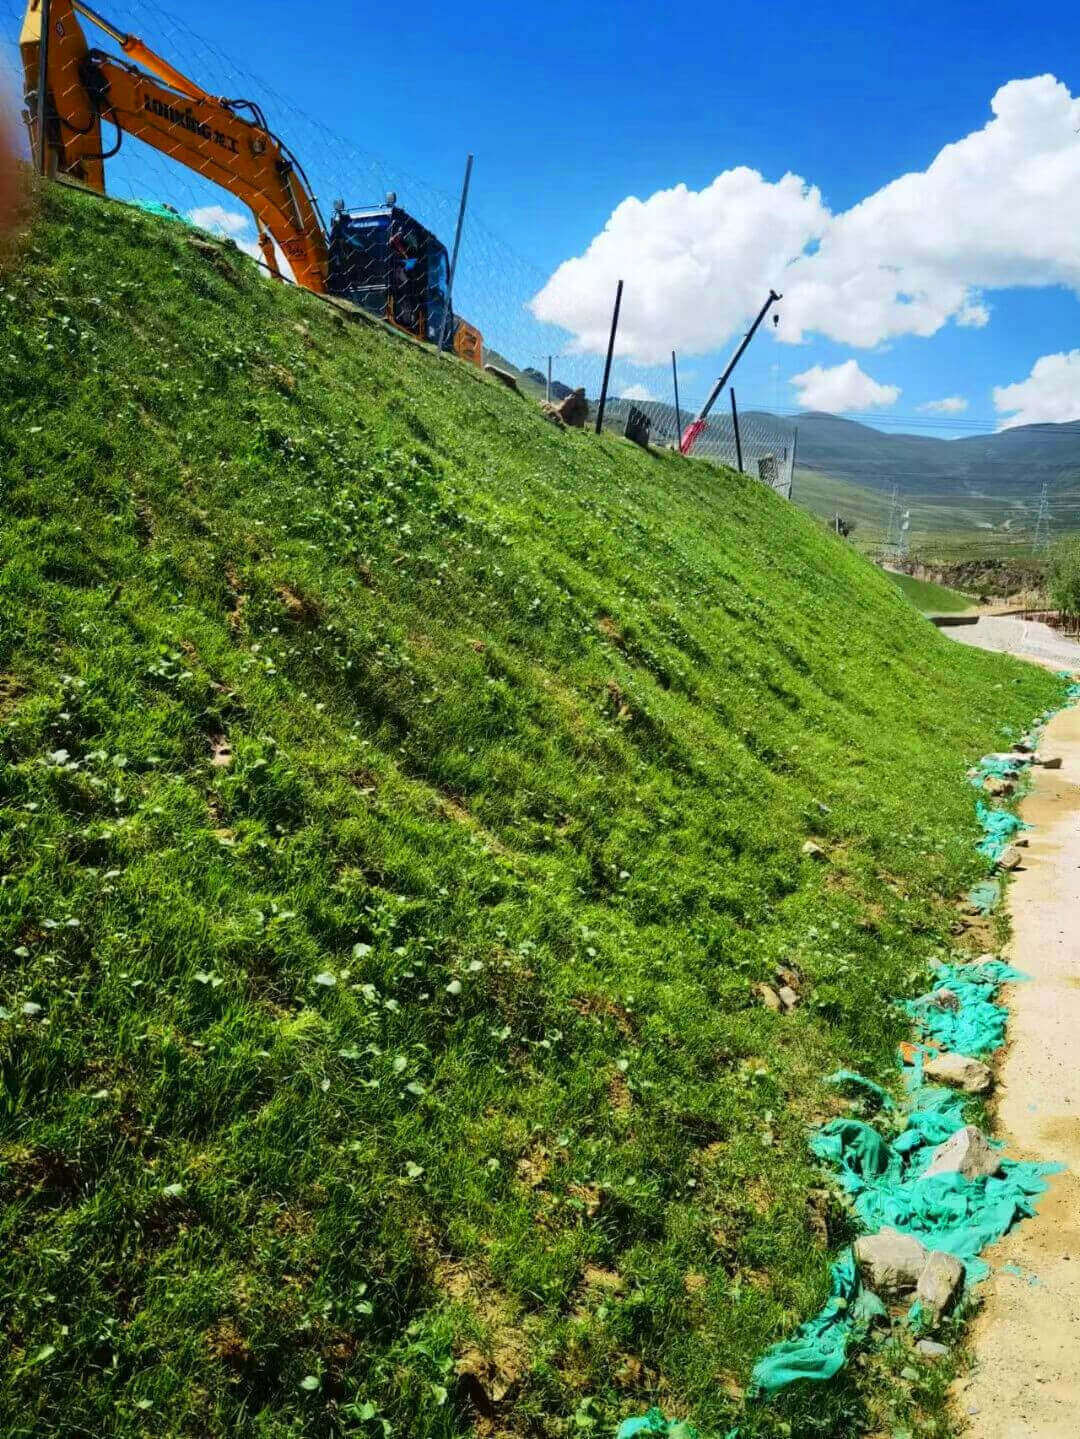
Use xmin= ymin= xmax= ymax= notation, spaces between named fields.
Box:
xmin=886 ymin=572 xmax=975 ymax=615
xmin=0 ymin=182 xmax=1065 ymax=1439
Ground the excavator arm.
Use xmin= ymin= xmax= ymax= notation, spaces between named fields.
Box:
xmin=20 ymin=0 xmax=329 ymax=292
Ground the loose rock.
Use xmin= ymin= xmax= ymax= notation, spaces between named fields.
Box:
xmin=923 ymin=1051 xmax=993 ymax=1095
xmin=1037 ymin=755 xmax=1063 ymax=770
xmin=801 ymin=840 xmax=826 ymax=860
xmin=484 ymin=364 xmax=519 ymax=392
xmin=854 ymin=1228 xmax=929 ymax=1297
xmin=755 ymin=983 xmax=783 ymax=1012
xmin=984 ymin=775 xmax=1014 ymax=797
xmin=916 ymin=1338 xmax=950 ymax=1362
xmin=923 ymin=1124 xmax=1002 ymax=1180
xmin=997 ymin=845 xmax=1023 ymax=871
xmin=554 ymin=388 xmax=589 ymax=428
xmin=916 ymin=1249 xmax=965 ymax=1322
xmin=777 ymin=985 xmax=800 ymax=1011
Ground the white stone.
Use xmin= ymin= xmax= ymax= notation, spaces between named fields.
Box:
xmin=916 ymin=1250 xmax=965 ymax=1321
xmin=916 ymin=1339 xmax=950 ymax=1362
xmin=923 ymin=1051 xmax=993 ymax=1095
xmin=854 ymin=1228 xmax=929 ymax=1296
xmin=923 ymin=1125 xmax=1002 ymax=1180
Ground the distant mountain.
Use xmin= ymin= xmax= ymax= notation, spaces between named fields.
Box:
xmin=787 ymin=412 xmax=1080 ymax=497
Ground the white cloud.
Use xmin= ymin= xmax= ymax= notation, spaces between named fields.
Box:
xmin=531 ymin=75 xmax=1080 ymax=361
xmin=619 ymin=383 xmax=656 ymax=402
xmin=186 ymin=204 xmax=292 ymax=280
xmin=188 ymin=204 xmax=251 ymax=240
xmin=919 ymin=396 xmax=969 ymax=414
xmin=993 ymin=350 xmax=1080 ymax=427
xmin=790 ymin=360 xmax=900 ymax=413
xmin=530 ymin=170 xmax=829 ymax=365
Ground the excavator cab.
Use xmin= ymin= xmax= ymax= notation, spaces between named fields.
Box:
xmin=327 ymin=202 xmax=482 ymax=367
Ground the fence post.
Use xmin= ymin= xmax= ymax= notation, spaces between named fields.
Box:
xmin=546 ymin=355 xmax=552 ymax=404
xmin=439 ymin=153 xmax=474 ymax=353
xmin=671 ymin=350 xmax=683 ymax=452
xmin=595 ymin=279 xmax=623 ymax=435
xmin=730 ymin=388 xmax=744 ymax=473
xmin=790 ymin=426 xmax=798 ymax=498
xmin=36 ymin=0 xmax=52 ymax=176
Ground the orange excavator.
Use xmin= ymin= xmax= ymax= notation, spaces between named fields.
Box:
xmin=19 ymin=0 xmax=484 ymax=365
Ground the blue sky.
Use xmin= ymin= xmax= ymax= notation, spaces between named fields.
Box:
xmin=14 ymin=0 xmax=1080 ymax=430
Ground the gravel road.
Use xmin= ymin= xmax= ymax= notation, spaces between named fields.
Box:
xmin=946 ymin=616 xmax=1080 ymax=672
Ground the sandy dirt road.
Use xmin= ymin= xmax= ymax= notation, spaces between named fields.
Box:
xmin=958 ymin=704 xmax=1080 ymax=1437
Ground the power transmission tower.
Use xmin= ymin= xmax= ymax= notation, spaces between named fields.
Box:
xmin=882 ymin=486 xmax=902 ymax=562
xmin=1033 ymin=482 xmax=1051 ymax=554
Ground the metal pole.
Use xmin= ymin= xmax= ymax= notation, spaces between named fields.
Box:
xmin=546 ymin=355 xmax=552 ymax=404
xmin=791 ymin=426 xmax=798 ymax=498
xmin=681 ymin=288 xmax=781 ymax=455
xmin=594 ymin=279 xmax=623 ymax=435
xmin=671 ymin=350 xmax=683 ymax=452
xmin=439 ymin=152 xmax=473 ymax=353
xmin=36 ymin=0 xmax=52 ymax=176
xmin=730 ymin=387 xmax=743 ymax=472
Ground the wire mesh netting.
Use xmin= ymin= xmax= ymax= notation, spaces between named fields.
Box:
xmin=5 ymin=0 xmax=795 ymax=496
xmin=600 ymin=396 xmax=796 ymax=497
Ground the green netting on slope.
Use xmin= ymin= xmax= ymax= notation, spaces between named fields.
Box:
xmin=808 ymin=1115 xmax=1053 ymax=1283
xmin=617 ymin=1410 xmax=699 ymax=1439
xmin=627 ymin=689 xmax=1077 ymax=1424
xmin=132 ymin=199 xmax=195 ymax=227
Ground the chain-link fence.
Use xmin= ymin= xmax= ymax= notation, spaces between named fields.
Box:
xmin=6 ymin=0 xmax=795 ymax=498
xmin=599 ymin=396 xmax=796 ymax=497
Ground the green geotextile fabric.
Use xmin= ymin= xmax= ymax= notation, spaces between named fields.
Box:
xmin=969 ymin=754 xmax=1026 ymax=785
xmin=616 ymin=1409 xmax=738 ymax=1439
xmin=617 ymin=1411 xmax=699 ymax=1439
xmin=750 ymin=959 xmax=1059 ymax=1397
xmin=751 ymin=1104 xmax=1055 ymax=1395
xmin=966 ymin=878 xmax=1000 ymax=915
xmin=904 ymin=960 xmax=1023 ymax=1056
xmin=807 ymin=1115 xmax=1053 ymax=1283
xmin=825 ymin=1070 xmax=895 ymax=1109
xmin=748 ymin=1251 xmax=885 ymax=1394
xmin=975 ymin=801 xmax=1029 ymax=863
xmin=685 ymin=685 xmax=1078 ymax=1415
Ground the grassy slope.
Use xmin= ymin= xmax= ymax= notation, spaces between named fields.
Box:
xmin=0 ymin=185 xmax=1062 ymax=1439
xmin=887 ymin=572 xmax=975 ymax=615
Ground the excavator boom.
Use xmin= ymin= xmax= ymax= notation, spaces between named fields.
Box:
xmin=21 ymin=0 xmax=329 ymax=292
xmin=20 ymin=0 xmax=483 ymax=363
